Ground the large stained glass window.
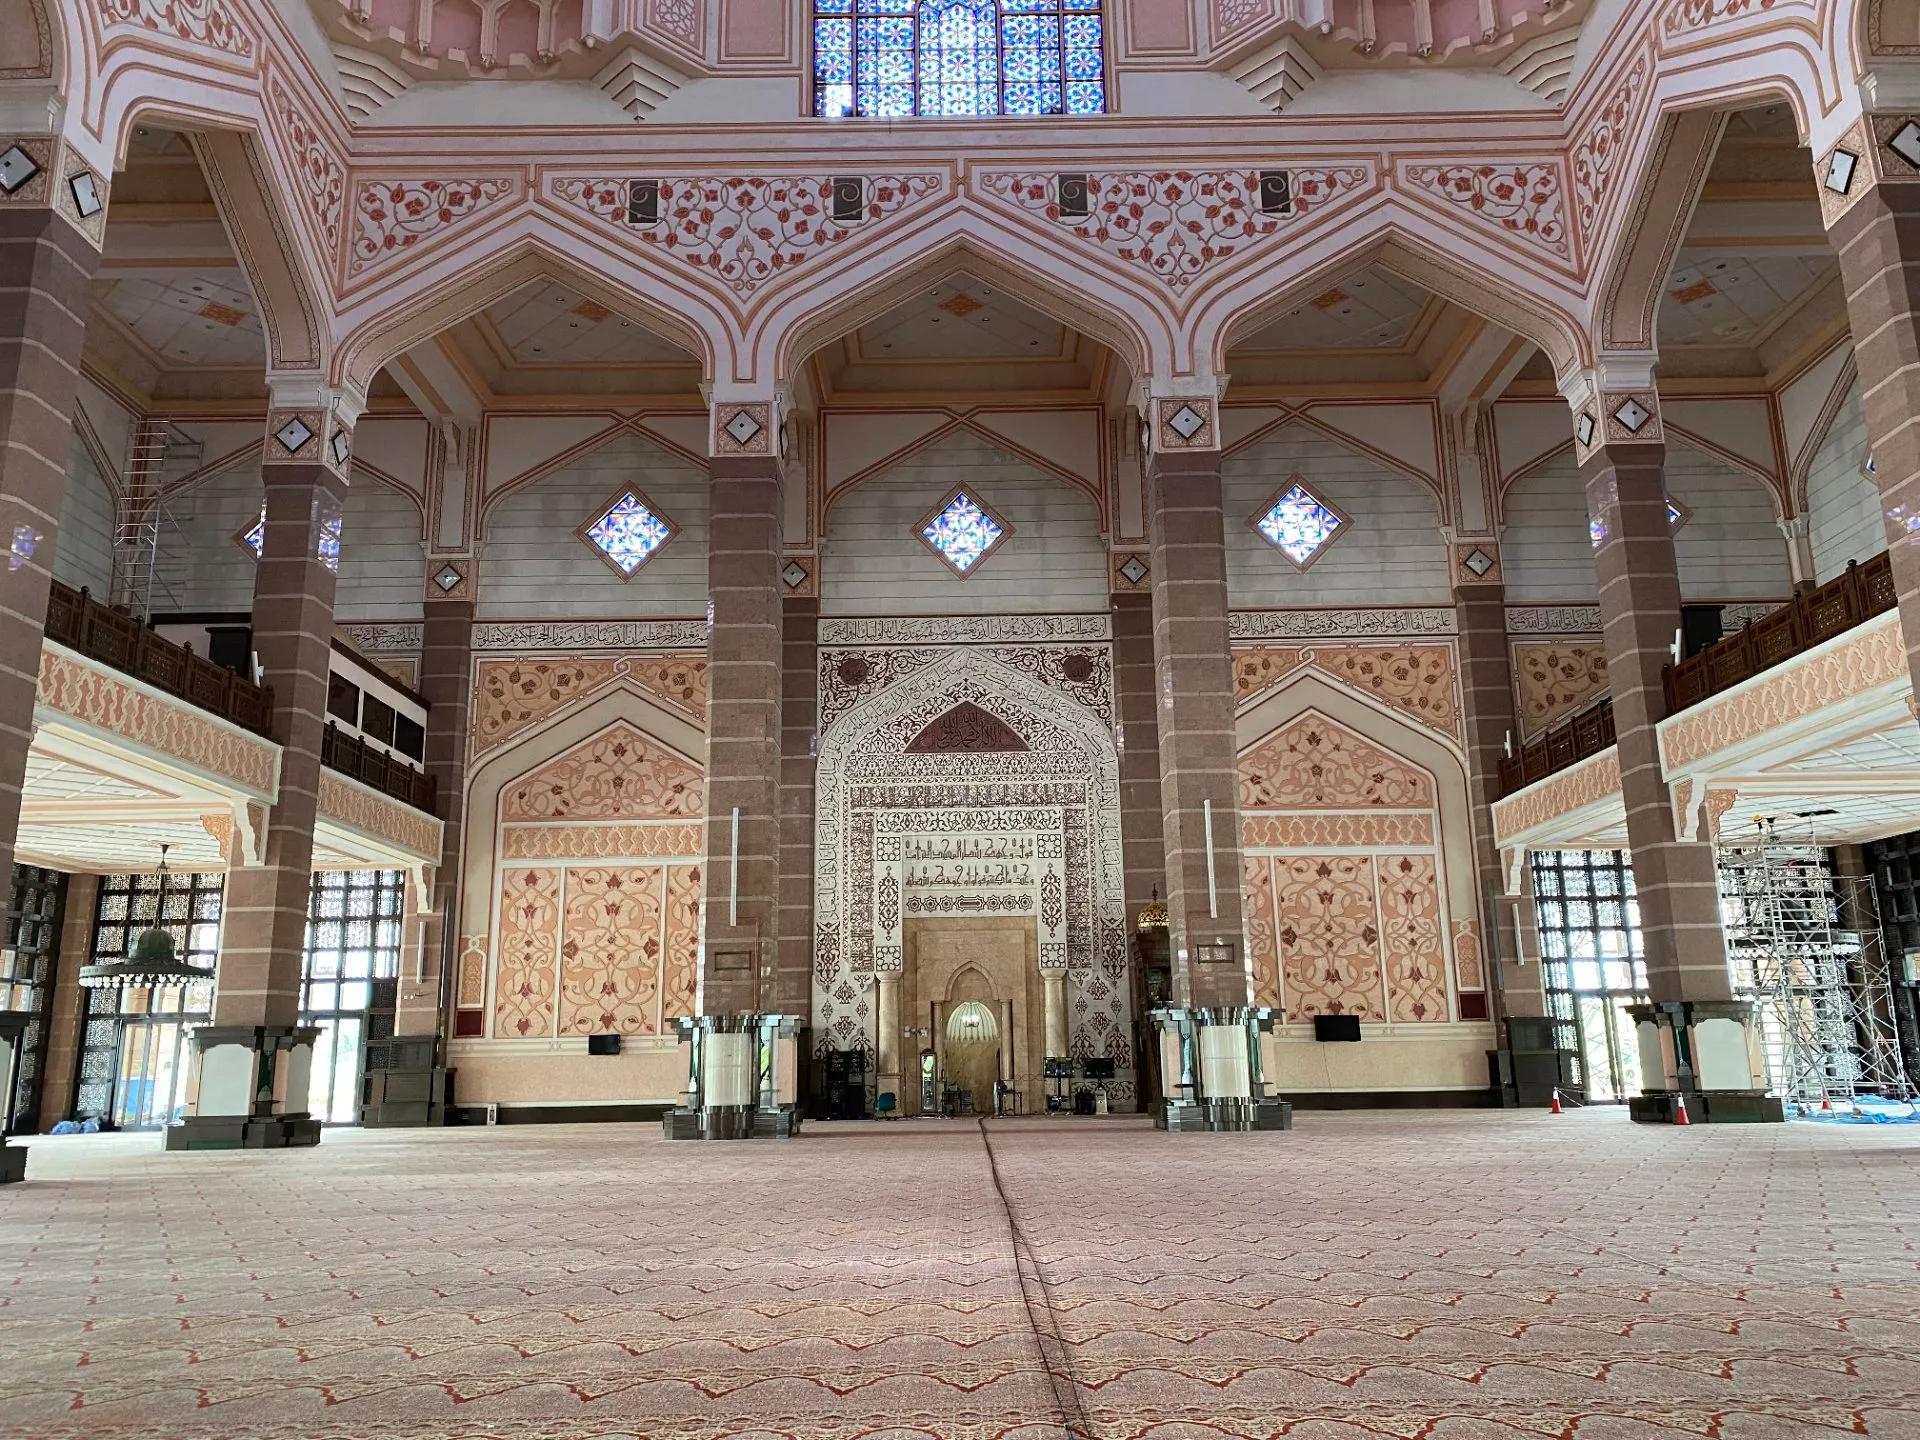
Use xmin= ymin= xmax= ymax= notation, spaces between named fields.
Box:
xmin=919 ymin=488 xmax=1009 ymax=576
xmin=814 ymin=0 xmax=1106 ymax=120
xmin=1252 ymin=480 xmax=1349 ymax=570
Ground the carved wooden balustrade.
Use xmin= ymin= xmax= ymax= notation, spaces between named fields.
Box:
xmin=323 ymin=723 xmax=437 ymax=812
xmin=1498 ymin=554 xmax=1897 ymax=799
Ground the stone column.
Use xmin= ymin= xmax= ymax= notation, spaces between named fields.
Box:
xmin=369 ymin=566 xmax=471 ymax=1126
xmin=0 ymin=139 xmax=106 ymax=888
xmin=666 ymin=398 xmax=790 ymax=1140
xmin=1111 ymin=590 xmax=1166 ymax=922
xmin=875 ymin=969 xmax=900 ymax=1105
xmin=169 ymin=394 xmax=358 ymax=1151
xmin=1448 ymin=545 xmax=1547 ymax=1020
xmin=1139 ymin=392 xmax=1286 ymax=1133
xmin=1566 ymin=376 xmax=1774 ymax=1122
xmin=34 ymin=872 xmax=96 ymax=1128
xmin=776 ymin=596 xmax=818 ymax=1020
xmin=1823 ymin=125 xmax=1920 ymax=702
xmin=1041 ymin=968 xmax=1069 ymax=1059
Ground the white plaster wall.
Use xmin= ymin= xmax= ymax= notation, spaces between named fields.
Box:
xmin=1805 ymin=383 xmax=1882 ymax=582
xmin=55 ymin=437 xmax=115 ymax=597
xmin=1223 ymin=424 xmax=1451 ymax=607
xmin=480 ymin=432 xmax=709 ymax=618
xmin=153 ymin=462 xmax=428 ymax=620
xmin=821 ymin=429 xmax=1107 ymax=615
xmin=1502 ymin=442 xmax=1791 ymax=602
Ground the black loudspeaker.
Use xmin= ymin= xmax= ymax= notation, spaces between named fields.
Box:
xmin=1258 ymin=169 xmax=1292 ymax=216
xmin=1056 ymin=172 xmax=1091 ymax=220
xmin=831 ymin=176 xmax=865 ymax=223
xmin=626 ymin=178 xmax=660 ymax=226
xmin=1313 ymin=1014 xmax=1362 ymax=1043
xmin=587 ymin=1034 xmax=622 ymax=1056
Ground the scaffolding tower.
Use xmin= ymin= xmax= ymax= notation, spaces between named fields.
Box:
xmin=1716 ymin=818 xmax=1914 ymax=1112
xmin=109 ymin=419 xmax=199 ymax=621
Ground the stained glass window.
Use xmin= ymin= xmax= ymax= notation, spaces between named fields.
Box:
xmin=814 ymin=0 xmax=1106 ymax=119
xmin=1253 ymin=480 xmax=1348 ymax=569
xmin=580 ymin=489 xmax=677 ymax=579
xmin=920 ymin=489 xmax=1008 ymax=575
xmin=236 ymin=507 xmax=265 ymax=558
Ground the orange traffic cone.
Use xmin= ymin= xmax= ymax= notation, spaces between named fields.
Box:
xmin=1820 ymin=1091 xmax=1834 ymax=1113
xmin=1549 ymin=1088 xmax=1563 ymax=1115
xmin=1672 ymin=1092 xmax=1692 ymax=1127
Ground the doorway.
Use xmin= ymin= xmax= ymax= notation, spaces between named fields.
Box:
xmin=941 ymin=1000 xmax=1001 ymax=1115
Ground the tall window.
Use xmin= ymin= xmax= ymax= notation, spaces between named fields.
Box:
xmin=814 ymin=0 xmax=1106 ymax=119
xmin=1531 ymin=850 xmax=1649 ymax=1102
xmin=74 ymin=870 xmax=222 ymax=1129
xmin=301 ymin=870 xmax=406 ymax=1126
xmin=1 ymin=866 xmax=65 ymax=1132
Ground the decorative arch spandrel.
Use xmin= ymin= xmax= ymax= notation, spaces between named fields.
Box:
xmin=502 ymin=721 xmax=705 ymax=823
xmin=1239 ymin=711 xmax=1437 ymax=811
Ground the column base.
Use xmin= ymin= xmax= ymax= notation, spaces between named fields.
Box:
xmin=165 ymin=1113 xmax=322 ymax=1150
xmin=661 ymin=1014 xmax=806 ymax=1142
xmin=167 ymin=1024 xmax=325 ymax=1152
xmin=1156 ymin=1097 xmax=1293 ymax=1132
xmin=1628 ymin=1090 xmax=1786 ymax=1125
xmin=0 ymin=1143 xmax=25 ymax=1183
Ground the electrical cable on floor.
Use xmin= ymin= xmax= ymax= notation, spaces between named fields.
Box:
xmin=975 ymin=1117 xmax=1094 ymax=1439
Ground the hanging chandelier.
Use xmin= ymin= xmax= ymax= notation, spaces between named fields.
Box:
xmin=77 ymin=845 xmax=214 ymax=991
xmin=1136 ymin=885 xmax=1169 ymax=934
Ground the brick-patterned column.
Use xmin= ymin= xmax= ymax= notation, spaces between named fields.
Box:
xmin=395 ymin=585 xmax=473 ymax=1042
xmin=1144 ymin=430 xmax=1247 ymax=1006
xmin=0 ymin=141 xmax=106 ymax=889
xmin=776 ymin=597 xmax=818 ymax=1020
xmin=1567 ymin=378 xmax=1772 ymax=1120
xmin=34 ymin=872 xmax=96 ymax=1128
xmin=1111 ymin=591 xmax=1166 ymax=923
xmin=169 ymin=398 xmax=357 ymax=1151
xmin=1823 ymin=127 xmax=1920 ymax=699
xmin=1449 ymin=550 xmax=1546 ymax=1019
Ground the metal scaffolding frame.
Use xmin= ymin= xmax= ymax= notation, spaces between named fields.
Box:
xmin=109 ymin=419 xmax=198 ymax=622
xmin=1716 ymin=818 xmax=1915 ymax=1113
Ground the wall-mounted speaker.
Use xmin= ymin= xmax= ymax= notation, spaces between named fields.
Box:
xmin=626 ymin=179 xmax=660 ymax=226
xmin=1258 ymin=170 xmax=1292 ymax=216
xmin=1313 ymin=1013 xmax=1362 ymax=1043
xmin=587 ymin=1034 xmax=623 ymax=1056
xmin=831 ymin=176 xmax=865 ymax=223
xmin=1056 ymin=172 xmax=1091 ymax=220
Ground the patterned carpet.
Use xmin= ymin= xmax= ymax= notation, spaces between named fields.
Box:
xmin=2 ymin=1109 xmax=1918 ymax=1438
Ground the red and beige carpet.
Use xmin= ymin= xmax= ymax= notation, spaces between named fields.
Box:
xmin=2 ymin=1109 xmax=1917 ymax=1438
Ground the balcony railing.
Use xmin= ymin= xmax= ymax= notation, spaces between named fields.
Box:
xmin=323 ymin=723 xmax=436 ymax=813
xmin=1664 ymin=552 xmax=1896 ymax=713
xmin=44 ymin=581 xmax=273 ymax=736
xmin=1499 ymin=553 xmax=1899 ymax=799
xmin=1499 ymin=695 xmax=1617 ymax=796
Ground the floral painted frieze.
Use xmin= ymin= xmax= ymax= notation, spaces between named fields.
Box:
xmin=1233 ymin=643 xmax=1462 ymax=743
xmin=976 ymin=166 xmax=1374 ymax=295
xmin=472 ymin=655 xmax=708 ymax=760
xmin=1569 ymin=54 xmax=1649 ymax=248
xmin=1400 ymin=161 xmax=1571 ymax=265
xmin=317 ymin=772 xmax=441 ymax=860
xmin=548 ymin=174 xmax=948 ymax=299
xmin=97 ymin=0 xmax=253 ymax=57
xmin=265 ymin=70 xmax=345 ymax=253
xmin=349 ymin=177 xmax=520 ymax=280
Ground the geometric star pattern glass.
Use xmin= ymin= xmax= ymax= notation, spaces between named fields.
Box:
xmin=1254 ymin=481 xmax=1347 ymax=568
xmin=815 ymin=0 xmax=1105 ymax=119
xmin=237 ymin=507 xmax=266 ymax=558
xmin=582 ymin=490 xmax=675 ymax=578
xmin=920 ymin=489 xmax=1007 ymax=575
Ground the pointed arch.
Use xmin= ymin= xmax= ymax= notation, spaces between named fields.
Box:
xmin=1590 ymin=108 xmax=1726 ymax=356
xmin=1210 ymin=226 xmax=1588 ymax=385
xmin=333 ymin=236 xmax=719 ymax=398
xmin=762 ymin=223 xmax=1162 ymax=388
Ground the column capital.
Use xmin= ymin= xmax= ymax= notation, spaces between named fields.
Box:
xmin=264 ymin=380 xmax=364 ymax=481
xmin=0 ymin=133 xmax=110 ymax=250
xmin=425 ymin=554 xmax=476 ymax=604
xmin=1812 ymin=110 xmax=1920 ymax=229
xmin=1134 ymin=377 xmax=1227 ymax=460
xmin=1444 ymin=536 xmax=1504 ymax=590
xmin=704 ymin=385 xmax=792 ymax=462
xmin=1559 ymin=362 xmax=1663 ymax=465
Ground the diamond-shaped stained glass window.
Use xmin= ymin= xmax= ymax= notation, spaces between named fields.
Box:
xmin=1253 ymin=480 xmax=1348 ymax=569
xmin=919 ymin=488 xmax=1009 ymax=576
xmin=236 ymin=507 xmax=265 ymax=558
xmin=579 ymin=488 xmax=676 ymax=578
